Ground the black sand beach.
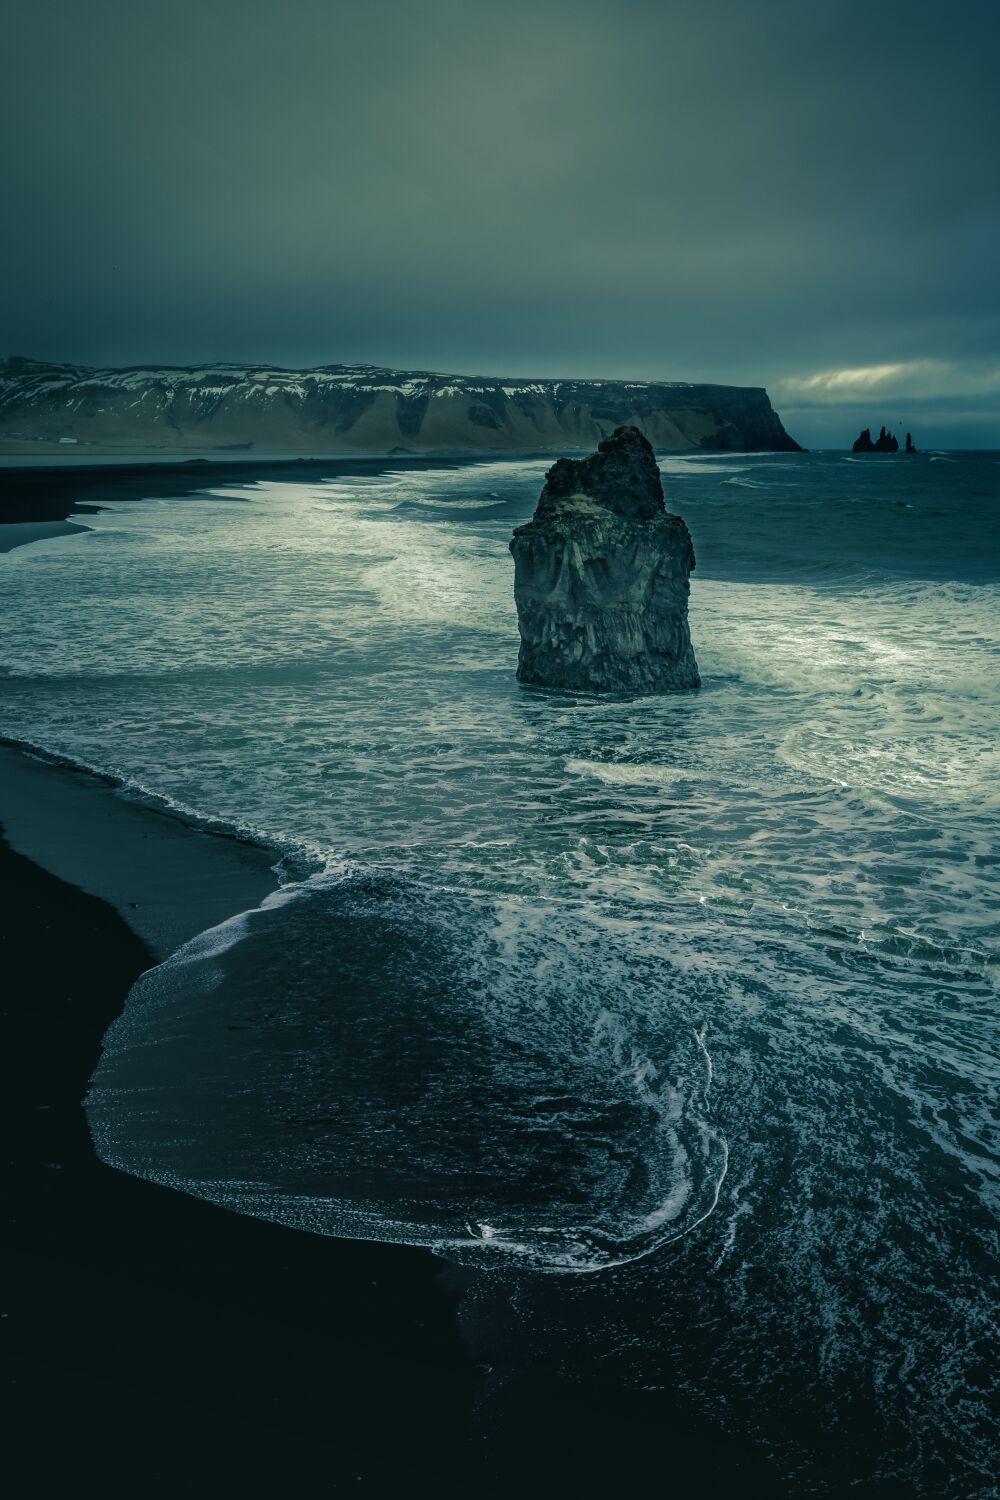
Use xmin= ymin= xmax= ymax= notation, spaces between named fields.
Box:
xmin=0 ymin=477 xmax=792 ymax=1496
xmin=0 ymin=744 xmax=785 ymax=1497
xmin=0 ymin=747 xmax=478 ymax=1495
xmin=0 ymin=454 xmax=476 ymax=527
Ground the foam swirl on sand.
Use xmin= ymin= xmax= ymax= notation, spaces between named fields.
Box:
xmin=87 ymin=872 xmax=727 ymax=1273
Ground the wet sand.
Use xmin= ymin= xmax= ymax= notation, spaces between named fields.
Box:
xmin=0 ymin=743 xmax=279 ymax=959
xmin=0 ymin=745 xmax=478 ymax=1494
xmin=0 ymin=520 xmax=91 ymax=553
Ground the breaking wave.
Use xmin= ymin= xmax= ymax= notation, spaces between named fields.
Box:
xmin=88 ymin=873 xmax=728 ymax=1273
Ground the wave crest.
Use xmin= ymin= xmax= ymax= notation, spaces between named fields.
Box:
xmin=87 ymin=872 xmax=727 ymax=1272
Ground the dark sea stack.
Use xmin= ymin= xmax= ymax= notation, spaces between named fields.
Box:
xmin=509 ymin=426 xmax=700 ymax=693
xmin=853 ymin=425 xmax=900 ymax=453
xmin=905 ymin=431 xmax=916 ymax=453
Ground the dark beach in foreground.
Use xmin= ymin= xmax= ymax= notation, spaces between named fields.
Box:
xmin=0 ymin=744 xmax=782 ymax=1497
xmin=0 ymin=745 xmax=478 ymax=1494
xmin=0 ymin=474 xmax=790 ymax=1495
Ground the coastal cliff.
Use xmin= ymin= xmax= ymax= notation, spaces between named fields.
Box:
xmin=509 ymin=426 xmax=699 ymax=693
xmin=0 ymin=357 xmax=801 ymax=456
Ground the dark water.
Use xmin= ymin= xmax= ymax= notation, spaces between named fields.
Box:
xmin=2 ymin=449 xmax=997 ymax=1491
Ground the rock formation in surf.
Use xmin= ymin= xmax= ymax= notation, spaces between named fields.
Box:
xmin=905 ymin=431 xmax=916 ymax=453
xmin=509 ymin=426 xmax=699 ymax=693
xmin=853 ymin=425 xmax=900 ymax=453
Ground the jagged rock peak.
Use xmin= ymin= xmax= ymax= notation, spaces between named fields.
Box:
xmin=537 ymin=424 xmax=665 ymax=521
xmin=852 ymin=425 xmax=900 ymax=453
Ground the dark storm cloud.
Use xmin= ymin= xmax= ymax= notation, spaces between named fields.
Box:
xmin=3 ymin=0 xmax=999 ymax=442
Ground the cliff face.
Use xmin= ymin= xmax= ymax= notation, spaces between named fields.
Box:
xmin=509 ymin=426 xmax=699 ymax=694
xmin=0 ymin=357 xmax=801 ymax=456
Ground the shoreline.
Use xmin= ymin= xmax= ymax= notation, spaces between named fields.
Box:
xmin=0 ymin=452 xmax=481 ymax=525
xmin=0 ymin=519 xmax=91 ymax=553
xmin=0 ymin=742 xmax=281 ymax=960
xmin=0 ymin=751 xmax=786 ymax=1492
xmin=0 ymin=446 xmax=811 ymax=528
xmin=0 ymin=744 xmax=479 ymax=1493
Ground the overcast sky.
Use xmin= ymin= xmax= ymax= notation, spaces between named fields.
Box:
xmin=4 ymin=0 xmax=998 ymax=445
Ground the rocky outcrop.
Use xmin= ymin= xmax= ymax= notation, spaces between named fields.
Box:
xmin=509 ymin=427 xmax=699 ymax=694
xmin=853 ymin=425 xmax=900 ymax=453
xmin=0 ymin=357 xmax=802 ymax=456
xmin=905 ymin=431 xmax=916 ymax=453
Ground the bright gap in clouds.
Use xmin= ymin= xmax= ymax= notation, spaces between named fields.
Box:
xmin=776 ymin=361 xmax=941 ymax=400
xmin=798 ymin=363 xmax=925 ymax=391
xmin=771 ymin=360 xmax=1000 ymax=448
xmin=774 ymin=359 xmax=1000 ymax=404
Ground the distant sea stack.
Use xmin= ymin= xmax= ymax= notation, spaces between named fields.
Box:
xmin=509 ymin=426 xmax=699 ymax=694
xmin=853 ymin=425 xmax=900 ymax=453
xmin=905 ymin=432 xmax=916 ymax=453
xmin=0 ymin=357 xmax=802 ymax=456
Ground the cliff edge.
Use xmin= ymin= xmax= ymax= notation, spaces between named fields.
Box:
xmin=0 ymin=357 xmax=802 ymax=456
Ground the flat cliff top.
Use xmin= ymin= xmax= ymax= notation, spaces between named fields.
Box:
xmin=0 ymin=355 xmax=769 ymax=399
xmin=0 ymin=358 xmax=802 ymax=456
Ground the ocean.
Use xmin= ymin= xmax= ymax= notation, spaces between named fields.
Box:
xmin=2 ymin=449 xmax=997 ymax=1491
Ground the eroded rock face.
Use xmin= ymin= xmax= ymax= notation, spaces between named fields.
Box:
xmin=509 ymin=426 xmax=700 ymax=693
